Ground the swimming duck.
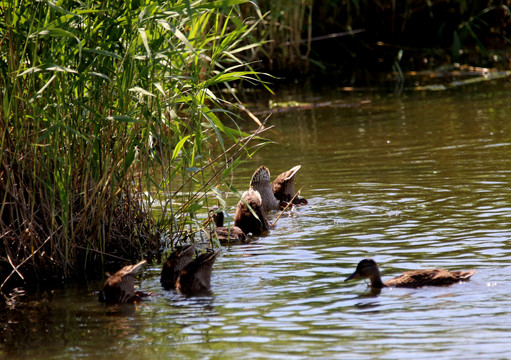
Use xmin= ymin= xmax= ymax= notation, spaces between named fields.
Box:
xmin=233 ymin=189 xmax=270 ymax=236
xmin=272 ymin=165 xmax=308 ymax=205
xmin=209 ymin=208 xmax=248 ymax=244
xmin=160 ymin=244 xmax=195 ymax=290
xmin=249 ymin=166 xmax=281 ymax=211
xmin=176 ymin=250 xmax=220 ymax=295
xmin=345 ymin=259 xmax=476 ymax=288
xmin=99 ymin=260 xmax=147 ymax=303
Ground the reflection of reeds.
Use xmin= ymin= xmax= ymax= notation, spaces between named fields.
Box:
xmin=0 ymin=0 xmax=268 ymax=289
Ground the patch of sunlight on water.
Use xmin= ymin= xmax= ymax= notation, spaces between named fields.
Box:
xmin=2 ymin=84 xmax=511 ymax=360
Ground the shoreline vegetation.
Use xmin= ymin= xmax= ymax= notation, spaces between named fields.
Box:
xmin=0 ymin=0 xmax=270 ymax=290
xmin=1 ymin=0 xmax=510 ymax=291
xmin=242 ymin=1 xmax=511 ymax=84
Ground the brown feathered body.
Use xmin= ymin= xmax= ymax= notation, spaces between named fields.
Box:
xmin=99 ymin=260 xmax=147 ymax=303
xmin=233 ymin=189 xmax=270 ymax=236
xmin=160 ymin=244 xmax=195 ymax=290
xmin=210 ymin=210 xmax=247 ymax=244
xmin=176 ymin=250 xmax=220 ymax=295
xmin=345 ymin=259 xmax=476 ymax=289
xmin=249 ymin=166 xmax=281 ymax=211
xmin=272 ymin=165 xmax=308 ymax=205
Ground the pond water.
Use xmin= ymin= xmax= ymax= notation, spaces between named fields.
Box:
xmin=2 ymin=82 xmax=511 ymax=359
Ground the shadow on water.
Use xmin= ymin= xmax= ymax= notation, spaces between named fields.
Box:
xmin=3 ymin=82 xmax=511 ymax=359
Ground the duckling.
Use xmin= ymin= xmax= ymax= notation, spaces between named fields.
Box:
xmin=176 ymin=250 xmax=220 ymax=296
xmin=249 ymin=166 xmax=281 ymax=211
xmin=233 ymin=189 xmax=270 ymax=236
xmin=160 ymin=244 xmax=195 ymax=290
xmin=209 ymin=209 xmax=247 ymax=244
xmin=99 ymin=260 xmax=147 ymax=303
xmin=345 ymin=259 xmax=476 ymax=288
xmin=272 ymin=165 xmax=308 ymax=205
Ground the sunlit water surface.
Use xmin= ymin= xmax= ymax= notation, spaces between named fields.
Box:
xmin=2 ymin=84 xmax=511 ymax=359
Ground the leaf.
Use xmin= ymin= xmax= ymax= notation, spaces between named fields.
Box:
xmin=171 ymin=135 xmax=191 ymax=162
xmin=138 ymin=28 xmax=151 ymax=56
xmin=29 ymin=74 xmax=56 ymax=103
xmin=91 ymin=71 xmax=112 ymax=82
xmin=129 ymin=86 xmax=155 ymax=97
xmin=108 ymin=115 xmax=142 ymax=123
xmin=83 ymin=48 xmax=122 ymax=60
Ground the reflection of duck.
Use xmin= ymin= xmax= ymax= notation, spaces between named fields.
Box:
xmin=160 ymin=245 xmax=195 ymax=290
xmin=272 ymin=165 xmax=308 ymax=205
xmin=176 ymin=250 xmax=220 ymax=296
xmin=234 ymin=189 xmax=270 ymax=236
xmin=99 ymin=260 xmax=147 ymax=303
xmin=209 ymin=208 xmax=247 ymax=244
xmin=345 ymin=259 xmax=476 ymax=288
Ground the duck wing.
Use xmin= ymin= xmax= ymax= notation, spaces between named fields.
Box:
xmin=234 ymin=189 xmax=270 ymax=235
xmin=272 ymin=165 xmax=300 ymax=202
xmin=385 ymin=269 xmax=476 ymax=288
xmin=101 ymin=260 xmax=146 ymax=303
xmin=160 ymin=245 xmax=194 ymax=290
xmin=177 ymin=251 xmax=220 ymax=295
xmin=212 ymin=226 xmax=247 ymax=244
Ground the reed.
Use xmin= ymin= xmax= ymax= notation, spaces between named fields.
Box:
xmin=0 ymin=0 xmax=268 ymax=289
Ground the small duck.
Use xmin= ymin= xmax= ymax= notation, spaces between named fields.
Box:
xmin=99 ymin=260 xmax=147 ymax=303
xmin=160 ymin=244 xmax=195 ymax=290
xmin=249 ymin=166 xmax=281 ymax=211
xmin=272 ymin=165 xmax=308 ymax=205
xmin=209 ymin=208 xmax=247 ymax=244
xmin=345 ymin=259 xmax=476 ymax=288
xmin=233 ymin=189 xmax=270 ymax=236
xmin=176 ymin=250 xmax=220 ymax=296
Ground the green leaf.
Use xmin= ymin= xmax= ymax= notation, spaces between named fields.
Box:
xmin=129 ymin=86 xmax=156 ymax=97
xmin=172 ymin=135 xmax=191 ymax=162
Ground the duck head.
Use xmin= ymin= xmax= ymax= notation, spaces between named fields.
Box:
xmin=345 ymin=259 xmax=383 ymax=286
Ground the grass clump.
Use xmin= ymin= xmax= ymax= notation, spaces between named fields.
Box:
xmin=0 ymin=0 xmax=268 ymax=290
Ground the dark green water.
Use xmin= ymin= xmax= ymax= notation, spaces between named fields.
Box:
xmin=2 ymin=83 xmax=511 ymax=359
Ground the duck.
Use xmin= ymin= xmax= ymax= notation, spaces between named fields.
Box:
xmin=272 ymin=165 xmax=308 ymax=205
xmin=249 ymin=166 xmax=281 ymax=211
xmin=233 ymin=189 xmax=270 ymax=236
xmin=176 ymin=250 xmax=220 ymax=296
xmin=345 ymin=259 xmax=476 ymax=288
xmin=160 ymin=244 xmax=195 ymax=290
xmin=99 ymin=260 xmax=148 ymax=303
xmin=209 ymin=208 xmax=247 ymax=244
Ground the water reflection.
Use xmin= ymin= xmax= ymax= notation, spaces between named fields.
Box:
xmin=3 ymin=84 xmax=511 ymax=359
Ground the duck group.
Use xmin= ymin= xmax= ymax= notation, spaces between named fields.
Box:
xmin=99 ymin=164 xmax=477 ymax=303
xmin=99 ymin=164 xmax=308 ymax=303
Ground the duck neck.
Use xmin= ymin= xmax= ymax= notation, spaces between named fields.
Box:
xmin=369 ymin=272 xmax=386 ymax=288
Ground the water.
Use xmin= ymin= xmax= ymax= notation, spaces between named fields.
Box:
xmin=2 ymin=83 xmax=511 ymax=359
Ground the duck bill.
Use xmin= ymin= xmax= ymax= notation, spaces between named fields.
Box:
xmin=344 ymin=271 xmax=360 ymax=282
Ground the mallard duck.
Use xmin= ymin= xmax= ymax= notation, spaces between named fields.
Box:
xmin=345 ymin=259 xmax=476 ymax=288
xmin=249 ymin=166 xmax=281 ymax=211
xmin=272 ymin=165 xmax=308 ymax=205
xmin=99 ymin=260 xmax=147 ymax=303
xmin=176 ymin=250 xmax=220 ymax=295
xmin=209 ymin=209 xmax=247 ymax=244
xmin=160 ymin=244 xmax=195 ymax=290
xmin=233 ymin=189 xmax=270 ymax=236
